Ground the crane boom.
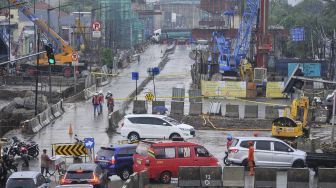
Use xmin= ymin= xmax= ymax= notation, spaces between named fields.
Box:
xmin=8 ymin=0 xmax=74 ymax=64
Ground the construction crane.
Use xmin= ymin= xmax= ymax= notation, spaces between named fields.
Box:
xmin=8 ymin=0 xmax=82 ymax=76
xmin=75 ymin=17 xmax=89 ymax=52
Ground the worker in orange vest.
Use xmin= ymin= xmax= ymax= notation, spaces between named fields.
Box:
xmin=105 ymin=91 xmax=114 ymax=113
xmin=98 ymin=90 xmax=104 ymax=115
xmin=248 ymin=141 xmax=255 ymax=176
xmin=92 ymin=92 xmax=100 ymax=116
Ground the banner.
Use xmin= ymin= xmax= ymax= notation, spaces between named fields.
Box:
xmin=201 ymin=80 xmax=246 ymax=98
xmin=266 ymin=82 xmax=285 ymax=98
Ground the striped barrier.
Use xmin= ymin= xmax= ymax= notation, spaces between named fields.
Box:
xmin=38 ymin=107 xmax=54 ymax=127
xmin=51 ymin=100 xmax=64 ymax=118
xmin=21 ymin=116 xmax=42 ymax=134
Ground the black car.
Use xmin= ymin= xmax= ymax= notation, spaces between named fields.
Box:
xmin=60 ymin=163 xmax=108 ymax=188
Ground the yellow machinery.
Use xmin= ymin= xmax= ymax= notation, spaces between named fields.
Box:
xmin=75 ymin=17 xmax=90 ymax=52
xmin=272 ymin=96 xmax=309 ymax=138
xmin=239 ymin=59 xmax=254 ymax=82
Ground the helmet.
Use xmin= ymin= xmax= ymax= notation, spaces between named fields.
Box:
xmin=99 ymin=90 xmax=103 ymax=94
xmin=227 ymin=134 xmax=232 ymax=141
xmin=94 ymin=92 xmax=98 ymax=96
xmin=106 ymin=91 xmax=111 ymax=95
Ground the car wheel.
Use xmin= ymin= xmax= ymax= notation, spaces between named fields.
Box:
xmin=160 ymin=171 xmax=171 ymax=184
xmin=119 ymin=168 xmax=131 ymax=181
xmin=242 ymin=159 xmax=249 ymax=170
xmin=169 ymin=133 xmax=181 ymax=140
xmin=128 ymin=132 xmax=140 ymax=142
xmin=292 ymin=160 xmax=304 ymax=168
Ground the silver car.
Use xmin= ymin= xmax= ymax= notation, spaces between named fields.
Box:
xmin=228 ymin=137 xmax=306 ymax=168
xmin=6 ymin=171 xmax=51 ymax=188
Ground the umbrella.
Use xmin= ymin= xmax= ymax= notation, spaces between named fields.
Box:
xmin=153 ymin=106 xmax=168 ymax=114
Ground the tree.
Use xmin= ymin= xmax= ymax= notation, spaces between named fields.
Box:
xmin=100 ymin=48 xmax=114 ymax=69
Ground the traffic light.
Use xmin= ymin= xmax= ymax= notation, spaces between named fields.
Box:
xmin=44 ymin=44 xmax=55 ymax=65
xmin=283 ymin=65 xmax=304 ymax=94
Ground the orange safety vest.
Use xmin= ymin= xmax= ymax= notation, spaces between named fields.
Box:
xmin=248 ymin=146 xmax=254 ymax=161
xmin=92 ymin=96 xmax=100 ymax=105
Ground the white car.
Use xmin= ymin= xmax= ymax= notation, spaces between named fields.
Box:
xmin=120 ymin=114 xmax=195 ymax=141
xmin=228 ymin=137 xmax=306 ymax=168
xmin=6 ymin=171 xmax=51 ymax=188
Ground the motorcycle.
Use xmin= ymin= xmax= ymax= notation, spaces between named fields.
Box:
xmin=8 ymin=137 xmax=39 ymax=158
xmin=25 ymin=141 xmax=39 ymax=158
xmin=2 ymin=147 xmax=18 ymax=173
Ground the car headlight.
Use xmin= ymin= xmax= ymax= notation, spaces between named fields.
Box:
xmin=179 ymin=128 xmax=189 ymax=131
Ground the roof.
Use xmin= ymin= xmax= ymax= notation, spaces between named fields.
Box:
xmin=235 ymin=137 xmax=283 ymax=141
xmin=141 ymin=140 xmax=201 ymax=147
xmin=9 ymin=171 xmax=40 ymax=179
xmin=125 ymin=114 xmax=166 ymax=118
xmin=101 ymin=144 xmax=136 ymax=149
xmin=67 ymin=163 xmax=98 ymax=171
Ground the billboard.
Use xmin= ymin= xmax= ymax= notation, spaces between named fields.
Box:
xmin=201 ymin=80 xmax=246 ymax=98
xmin=288 ymin=63 xmax=321 ymax=77
xmin=266 ymin=82 xmax=285 ymax=98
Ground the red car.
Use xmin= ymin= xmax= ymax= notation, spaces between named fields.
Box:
xmin=133 ymin=140 xmax=219 ymax=184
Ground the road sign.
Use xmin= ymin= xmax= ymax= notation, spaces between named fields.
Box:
xmin=147 ymin=67 xmax=160 ymax=76
xmin=54 ymin=143 xmax=88 ymax=156
xmin=145 ymin=92 xmax=155 ymax=101
xmin=132 ymin=72 xmax=139 ymax=80
xmin=92 ymin=21 xmax=101 ymax=31
xmin=92 ymin=31 xmax=101 ymax=38
xmin=84 ymin=137 xmax=95 ymax=149
xmin=291 ymin=27 xmax=305 ymax=41
xmin=72 ymin=52 xmax=78 ymax=61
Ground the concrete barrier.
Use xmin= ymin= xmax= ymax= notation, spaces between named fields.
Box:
xmin=254 ymin=167 xmax=277 ymax=188
xmin=189 ymin=102 xmax=202 ymax=116
xmin=265 ymin=106 xmax=279 ymax=119
xmin=222 ymin=166 xmax=244 ymax=187
xmin=24 ymin=116 xmax=42 ymax=133
xmin=225 ymin=105 xmax=239 ymax=118
xmin=133 ymin=100 xmax=147 ymax=114
xmin=317 ymin=168 xmax=336 ymax=188
xmin=171 ymin=101 xmax=184 ymax=115
xmin=200 ymin=166 xmax=222 ymax=187
xmin=244 ymin=105 xmax=258 ymax=118
xmin=152 ymin=101 xmax=165 ymax=114
xmin=51 ymin=100 xmax=64 ymax=118
xmin=189 ymin=89 xmax=202 ymax=103
xmin=38 ymin=107 xmax=54 ymax=127
xmin=138 ymin=170 xmax=149 ymax=188
xmin=287 ymin=168 xmax=309 ymax=188
xmin=209 ymin=102 xmax=222 ymax=115
xmin=108 ymin=110 xmax=123 ymax=132
xmin=178 ymin=166 xmax=201 ymax=187
xmin=172 ymin=87 xmax=185 ymax=101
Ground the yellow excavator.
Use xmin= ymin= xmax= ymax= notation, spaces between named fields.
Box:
xmin=272 ymin=96 xmax=309 ymax=138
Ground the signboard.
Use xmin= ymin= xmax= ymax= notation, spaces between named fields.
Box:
xmin=132 ymin=72 xmax=139 ymax=80
xmin=92 ymin=31 xmax=101 ymax=38
xmin=291 ymin=27 xmax=305 ymax=41
xmin=288 ymin=63 xmax=321 ymax=77
xmin=145 ymin=92 xmax=155 ymax=101
xmin=92 ymin=21 xmax=101 ymax=31
xmin=84 ymin=137 xmax=95 ymax=149
xmin=54 ymin=143 xmax=88 ymax=156
xmin=266 ymin=82 xmax=285 ymax=98
xmin=201 ymin=80 xmax=246 ymax=98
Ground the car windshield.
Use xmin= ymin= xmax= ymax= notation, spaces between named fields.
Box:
xmin=6 ymin=178 xmax=35 ymax=188
xmin=232 ymin=138 xmax=239 ymax=147
xmin=162 ymin=117 xmax=179 ymax=125
xmin=136 ymin=142 xmax=150 ymax=156
xmin=97 ymin=148 xmax=115 ymax=157
xmin=65 ymin=171 xmax=93 ymax=180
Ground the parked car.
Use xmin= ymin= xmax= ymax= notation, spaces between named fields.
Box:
xmin=56 ymin=185 xmax=93 ymax=188
xmin=120 ymin=114 xmax=195 ymax=141
xmin=95 ymin=144 xmax=137 ymax=180
xmin=133 ymin=140 xmax=219 ymax=184
xmin=228 ymin=137 xmax=306 ymax=168
xmin=6 ymin=171 xmax=51 ymax=188
xmin=60 ymin=163 xmax=108 ymax=188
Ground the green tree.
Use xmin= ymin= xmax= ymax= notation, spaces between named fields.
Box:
xmin=100 ymin=48 xmax=114 ymax=68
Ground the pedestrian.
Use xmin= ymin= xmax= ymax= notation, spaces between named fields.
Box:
xmin=106 ymin=91 xmax=114 ymax=113
xmin=226 ymin=134 xmax=233 ymax=151
xmin=98 ymin=90 xmax=104 ymax=114
xmin=92 ymin=92 xmax=100 ymax=116
xmin=40 ymin=149 xmax=51 ymax=176
xmin=248 ymin=141 xmax=254 ymax=176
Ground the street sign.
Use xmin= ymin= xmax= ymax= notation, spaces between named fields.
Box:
xmin=145 ymin=92 xmax=155 ymax=101
xmin=54 ymin=143 xmax=88 ymax=156
xmin=72 ymin=52 xmax=78 ymax=61
xmin=291 ymin=27 xmax=305 ymax=41
xmin=84 ymin=137 xmax=95 ymax=149
xmin=147 ymin=67 xmax=160 ymax=76
xmin=92 ymin=31 xmax=101 ymax=38
xmin=92 ymin=21 xmax=101 ymax=31
xmin=132 ymin=72 xmax=139 ymax=80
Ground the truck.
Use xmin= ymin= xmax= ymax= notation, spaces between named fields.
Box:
xmin=9 ymin=0 xmax=86 ymax=77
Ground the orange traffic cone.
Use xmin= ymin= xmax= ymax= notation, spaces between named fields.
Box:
xmin=68 ymin=123 xmax=73 ymax=135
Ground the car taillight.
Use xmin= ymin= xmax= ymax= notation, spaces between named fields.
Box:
xmin=60 ymin=174 xmax=71 ymax=185
xmin=230 ymin=148 xmax=239 ymax=153
xmin=110 ymin=156 xmax=115 ymax=164
xmin=88 ymin=173 xmax=99 ymax=184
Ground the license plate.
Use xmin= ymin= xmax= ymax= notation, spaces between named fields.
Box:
xmin=99 ymin=162 xmax=109 ymax=166
xmin=137 ymin=159 xmax=142 ymax=165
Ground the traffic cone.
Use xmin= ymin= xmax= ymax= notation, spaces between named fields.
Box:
xmin=68 ymin=123 xmax=73 ymax=135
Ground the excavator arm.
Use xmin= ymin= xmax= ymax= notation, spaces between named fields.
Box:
xmin=8 ymin=0 xmax=75 ymax=65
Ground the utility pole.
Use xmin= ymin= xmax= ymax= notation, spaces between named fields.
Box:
xmin=35 ymin=30 xmax=40 ymax=115
xmin=8 ymin=0 xmax=11 ymax=66
xmin=332 ymin=90 xmax=336 ymax=146
xmin=47 ymin=3 xmax=52 ymax=103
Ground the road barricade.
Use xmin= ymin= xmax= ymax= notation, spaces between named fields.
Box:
xmin=178 ymin=166 xmax=201 ymax=187
xmin=133 ymin=100 xmax=147 ymax=114
xmin=52 ymin=143 xmax=88 ymax=156
xmin=317 ymin=168 xmax=336 ymax=188
xmin=254 ymin=167 xmax=277 ymax=188
xmin=225 ymin=105 xmax=239 ymax=118
xmin=200 ymin=166 xmax=222 ymax=187
xmin=287 ymin=168 xmax=309 ymax=188
xmin=38 ymin=107 xmax=54 ymax=128
xmin=222 ymin=166 xmax=244 ymax=187
xmin=51 ymin=100 xmax=64 ymax=118
xmin=244 ymin=105 xmax=258 ymax=118
xmin=189 ymin=102 xmax=202 ymax=115
xmin=21 ymin=116 xmax=42 ymax=133
xmin=171 ymin=101 xmax=184 ymax=115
